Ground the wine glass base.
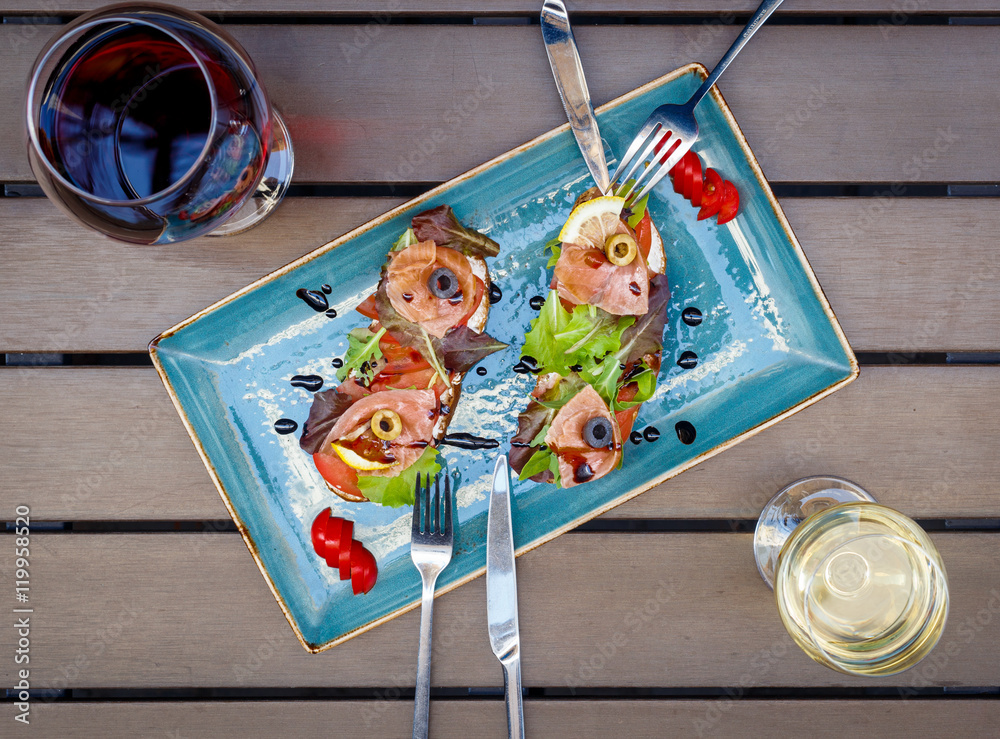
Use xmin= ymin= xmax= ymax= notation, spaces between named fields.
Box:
xmin=754 ymin=476 xmax=876 ymax=589
xmin=210 ymin=108 xmax=294 ymax=237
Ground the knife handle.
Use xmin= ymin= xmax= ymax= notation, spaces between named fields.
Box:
xmin=501 ymin=655 xmax=524 ymax=739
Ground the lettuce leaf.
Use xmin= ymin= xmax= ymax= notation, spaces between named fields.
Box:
xmin=391 ymin=228 xmax=418 ymax=252
xmin=411 ymin=205 xmax=500 ymax=258
xmin=356 ymin=446 xmax=441 ymax=508
xmin=336 ymin=326 xmax=386 ymax=383
xmin=581 ymin=274 xmax=670 ymax=407
xmin=508 ymin=374 xmax=586 ymax=486
xmin=544 ymin=236 xmax=561 ymax=269
xmin=299 ymin=389 xmax=357 ymax=454
xmin=521 ymin=291 xmax=634 ymax=377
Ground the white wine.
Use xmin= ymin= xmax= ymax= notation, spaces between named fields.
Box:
xmin=774 ymin=502 xmax=949 ymax=676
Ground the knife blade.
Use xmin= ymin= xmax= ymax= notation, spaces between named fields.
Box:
xmin=486 ymin=455 xmax=524 ymax=739
xmin=541 ymin=0 xmax=610 ymax=193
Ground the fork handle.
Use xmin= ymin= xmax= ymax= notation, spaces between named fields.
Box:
xmin=688 ymin=0 xmax=786 ymax=111
xmin=412 ymin=576 xmax=438 ymax=739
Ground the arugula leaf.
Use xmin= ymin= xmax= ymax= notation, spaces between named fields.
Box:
xmin=626 ymin=193 xmax=649 ymax=229
xmin=299 ymin=389 xmax=357 ymax=454
xmin=522 ymin=291 xmax=633 ymax=377
xmin=613 ymin=364 xmax=659 ymax=410
xmin=411 ymin=205 xmax=500 ymax=258
xmin=391 ymin=228 xmax=418 ymax=252
xmin=356 ymin=446 xmax=442 ymax=508
xmin=336 ymin=326 xmax=387 ymax=383
xmin=518 ymin=447 xmax=553 ymax=481
xmin=544 ymin=236 xmax=561 ymax=269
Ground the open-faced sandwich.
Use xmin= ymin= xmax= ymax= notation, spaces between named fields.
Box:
xmin=300 ymin=206 xmax=506 ymax=507
xmin=509 ymin=190 xmax=670 ymax=487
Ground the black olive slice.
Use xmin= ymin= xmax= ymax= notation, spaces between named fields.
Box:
xmin=428 ymin=267 xmax=460 ymax=299
xmin=583 ymin=416 xmax=613 ymax=448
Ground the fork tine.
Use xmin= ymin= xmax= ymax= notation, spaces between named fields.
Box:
xmin=432 ymin=474 xmax=441 ymax=534
xmin=608 ymin=120 xmax=659 ymax=192
xmin=443 ymin=476 xmax=452 ymax=538
xmin=631 ymin=140 xmax=691 ymax=205
xmin=413 ymin=474 xmax=424 ymax=534
xmin=620 ymin=128 xmax=677 ymax=201
xmin=614 ymin=125 xmax=665 ymax=198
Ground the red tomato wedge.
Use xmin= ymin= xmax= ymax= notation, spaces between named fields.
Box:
xmin=324 ymin=516 xmax=344 ymax=568
xmin=313 ymin=452 xmax=366 ymax=501
xmin=687 ymin=157 xmax=703 ymax=207
xmin=310 ymin=507 xmax=331 ymax=556
xmin=716 ymin=180 xmax=740 ymax=225
xmin=634 ymin=210 xmax=652 ymax=260
xmin=379 ymin=334 xmax=431 ymax=374
xmin=356 ymin=293 xmax=379 ymax=320
xmin=363 ymin=549 xmax=378 ymax=593
xmin=337 ymin=518 xmax=354 ymax=580
xmin=698 ymin=168 xmax=724 ymax=221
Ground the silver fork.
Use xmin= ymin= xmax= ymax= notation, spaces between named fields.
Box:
xmin=411 ymin=473 xmax=453 ymax=739
xmin=610 ymin=0 xmax=786 ymax=205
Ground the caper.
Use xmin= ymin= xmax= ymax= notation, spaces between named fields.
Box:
xmin=428 ymin=266 xmax=460 ymax=299
xmin=605 ymin=233 xmax=638 ymax=266
xmin=582 ymin=416 xmax=613 ymax=449
xmin=371 ymin=409 xmax=403 ymax=441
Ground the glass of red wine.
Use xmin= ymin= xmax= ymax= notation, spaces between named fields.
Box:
xmin=25 ymin=3 xmax=293 ymax=244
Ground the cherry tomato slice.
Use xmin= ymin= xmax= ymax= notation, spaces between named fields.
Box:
xmin=356 ymin=293 xmax=379 ymax=320
xmin=338 ymin=518 xmax=354 ymax=580
xmin=697 ymin=168 xmax=724 ymax=221
xmin=688 ymin=156 xmax=704 ymax=208
xmin=313 ymin=452 xmax=366 ymax=501
xmin=350 ymin=540 xmax=366 ymax=595
xmin=310 ymin=508 xmax=331 ymax=557
xmin=361 ymin=547 xmax=378 ymax=594
xmin=716 ymin=180 xmax=740 ymax=225
xmin=324 ymin=516 xmax=344 ymax=568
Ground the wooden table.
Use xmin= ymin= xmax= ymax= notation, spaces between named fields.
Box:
xmin=3 ymin=3 xmax=1000 ymax=736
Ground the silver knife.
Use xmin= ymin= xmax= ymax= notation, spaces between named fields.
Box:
xmin=487 ymin=455 xmax=524 ymax=739
xmin=541 ymin=0 xmax=610 ymax=193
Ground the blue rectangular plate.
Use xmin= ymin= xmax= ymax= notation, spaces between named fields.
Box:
xmin=150 ymin=64 xmax=857 ymax=652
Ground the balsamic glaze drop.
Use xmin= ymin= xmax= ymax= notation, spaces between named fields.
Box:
xmin=677 ymin=351 xmax=699 ymax=370
xmin=331 ymin=358 xmax=344 ymax=369
xmin=489 ymin=283 xmax=503 ymax=304
xmin=529 ymin=295 xmax=545 ymax=310
xmin=643 ymin=426 xmax=661 ymax=442
xmin=321 ymin=284 xmax=332 ymax=294
xmin=274 ymin=418 xmax=298 ymax=435
xmin=682 ymin=307 xmax=703 ymax=326
xmin=512 ymin=362 xmax=532 ymax=375
xmin=296 ymin=288 xmax=329 ymax=312
xmin=520 ymin=355 xmax=539 ymax=371
xmin=440 ymin=433 xmax=500 ymax=450
xmin=675 ymin=421 xmax=697 ymax=445
xmin=325 ymin=308 xmax=338 ymax=318
xmin=628 ymin=281 xmax=642 ymax=296
xmin=629 ymin=431 xmax=643 ymax=445
xmin=476 ymin=367 xmax=488 ymax=376
xmin=440 ymin=404 xmax=451 ymax=416
xmin=290 ymin=375 xmax=324 ymax=392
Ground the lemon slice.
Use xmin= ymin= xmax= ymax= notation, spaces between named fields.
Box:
xmin=331 ymin=443 xmax=394 ymax=471
xmin=557 ymin=195 xmax=626 ymax=250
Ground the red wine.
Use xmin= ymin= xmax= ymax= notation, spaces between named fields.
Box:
xmin=33 ymin=16 xmax=270 ymax=243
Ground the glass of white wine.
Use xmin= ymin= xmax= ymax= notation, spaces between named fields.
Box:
xmin=754 ymin=476 xmax=949 ymax=676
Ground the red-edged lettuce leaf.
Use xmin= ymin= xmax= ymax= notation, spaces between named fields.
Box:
xmin=437 ymin=325 xmax=508 ymax=374
xmin=509 ymin=399 xmax=557 ymax=480
xmin=618 ymin=273 xmax=671 ymax=365
xmin=375 ymin=276 xmax=506 ymax=379
xmin=411 ymin=205 xmax=500 ymax=259
xmin=299 ymin=388 xmax=357 ymax=454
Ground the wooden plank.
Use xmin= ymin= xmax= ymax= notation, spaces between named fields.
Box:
xmin=2 ymin=366 xmax=998 ymax=521
xmin=4 ymin=25 xmax=1000 ymax=184
xmin=0 ymin=532 xmax=996 ymax=688
xmin=13 ymin=700 xmax=1000 ymax=739
xmin=1 ymin=2 xmax=995 ymax=15
xmin=1 ymin=198 xmax=998 ymax=353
